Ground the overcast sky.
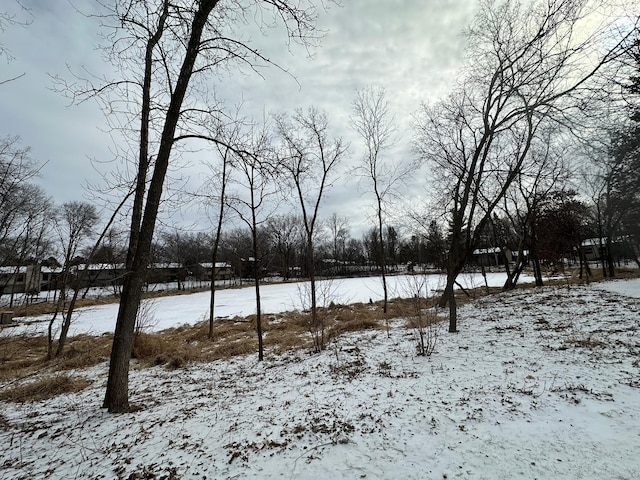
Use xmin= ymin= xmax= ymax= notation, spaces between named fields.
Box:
xmin=0 ymin=0 xmax=478 ymax=238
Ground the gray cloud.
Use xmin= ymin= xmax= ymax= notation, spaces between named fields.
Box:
xmin=0 ymin=0 xmax=475 ymax=234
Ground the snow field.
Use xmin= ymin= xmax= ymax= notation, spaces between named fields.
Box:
xmin=1 ymin=278 xmax=639 ymax=479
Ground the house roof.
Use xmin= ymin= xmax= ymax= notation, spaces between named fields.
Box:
xmin=199 ymin=262 xmax=232 ymax=269
xmin=472 ymin=247 xmax=502 ymax=255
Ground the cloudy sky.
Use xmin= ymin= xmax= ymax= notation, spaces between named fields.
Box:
xmin=0 ymin=0 xmax=478 ymax=237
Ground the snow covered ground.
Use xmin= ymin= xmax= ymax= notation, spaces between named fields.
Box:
xmin=592 ymin=277 xmax=640 ymax=298
xmin=1 ymin=277 xmax=639 ymax=479
xmin=12 ymin=272 xmax=530 ymax=337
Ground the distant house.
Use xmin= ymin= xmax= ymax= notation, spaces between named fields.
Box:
xmin=580 ymin=238 xmax=602 ymax=261
xmin=198 ymin=262 xmax=233 ymax=282
xmin=471 ymin=247 xmax=512 ymax=267
xmin=0 ymin=260 xmax=237 ymax=296
xmin=72 ymin=262 xmax=234 ymax=288
xmin=40 ymin=266 xmax=63 ymax=291
xmin=0 ymin=264 xmax=42 ymax=295
xmin=71 ymin=263 xmax=127 ymax=288
xmin=146 ymin=263 xmax=186 ymax=285
xmin=580 ymin=237 xmax=634 ymax=262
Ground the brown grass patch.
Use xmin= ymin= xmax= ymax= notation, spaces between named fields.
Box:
xmin=132 ymin=332 xmax=200 ymax=367
xmin=0 ymin=374 xmax=92 ymax=402
xmin=208 ymin=335 xmax=257 ymax=360
xmin=264 ymin=329 xmax=311 ymax=353
xmin=3 ymin=268 xmax=639 ymax=379
xmin=0 ymin=332 xmax=112 ymax=382
xmin=0 ymin=333 xmax=49 ymax=380
xmin=57 ymin=334 xmax=112 ymax=370
xmin=325 ymin=304 xmax=383 ymax=341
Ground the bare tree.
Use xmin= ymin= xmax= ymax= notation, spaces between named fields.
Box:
xmin=266 ymin=214 xmax=304 ymax=280
xmin=326 ymin=212 xmax=349 ymax=275
xmin=0 ymin=137 xmax=52 ymax=305
xmin=498 ymin=128 xmax=572 ymax=289
xmin=0 ymin=186 xmax=52 ymax=306
xmin=225 ymin=122 xmax=277 ymax=361
xmin=351 ymin=86 xmax=412 ymax=315
xmin=275 ymin=107 xmax=348 ymax=352
xmin=47 ymin=202 xmax=99 ymax=359
xmin=575 ymin=113 xmax=638 ymax=277
xmin=597 ymin=32 xmax=640 ymax=273
xmin=414 ymin=0 xmax=635 ymax=332
xmin=400 ymin=274 xmax=439 ymax=357
xmin=201 ymin=142 xmax=233 ymax=339
xmin=0 ymin=137 xmax=42 ymax=244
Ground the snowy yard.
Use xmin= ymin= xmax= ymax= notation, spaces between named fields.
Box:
xmin=1 ymin=277 xmax=639 ymax=479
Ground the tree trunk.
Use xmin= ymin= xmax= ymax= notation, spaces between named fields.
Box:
xmin=438 ymin=238 xmax=467 ymax=333
xmin=503 ymin=240 xmax=526 ymax=290
xmin=208 ymin=156 xmax=227 ymax=339
xmin=606 ymin=237 xmax=616 ymax=278
xmin=529 ymin=220 xmax=544 ymax=287
xmin=597 ymin=217 xmax=607 ymax=278
xmin=208 ymin=263 xmax=218 ymax=339
xmin=439 ymin=263 xmax=461 ymax=333
xmin=47 ymin=309 xmax=60 ymax=360
xmin=103 ymin=1 xmax=217 ymax=413
xmin=500 ymin=248 xmax=512 ymax=283
xmin=254 ymin=269 xmax=264 ymax=361
xmin=103 ymin=271 xmax=145 ymax=412
xmin=55 ymin=294 xmax=76 ymax=358
xmin=532 ymin=255 xmax=543 ymax=287
xmin=446 ymin=277 xmax=457 ymax=333
xmin=481 ymin=264 xmax=489 ymax=295
xmin=251 ymin=199 xmax=264 ymax=361
xmin=377 ymin=210 xmax=388 ymax=315
xmin=308 ymin=237 xmax=321 ymax=351
xmin=48 ymin=266 xmax=71 ymax=360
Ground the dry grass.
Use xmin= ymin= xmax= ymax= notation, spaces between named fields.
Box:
xmin=57 ymin=334 xmax=112 ymax=370
xmin=325 ymin=305 xmax=384 ymax=341
xmin=0 ymin=333 xmax=49 ymax=379
xmin=133 ymin=332 xmax=201 ymax=367
xmin=0 ymin=374 xmax=92 ymax=403
xmin=0 ymin=332 xmax=111 ymax=382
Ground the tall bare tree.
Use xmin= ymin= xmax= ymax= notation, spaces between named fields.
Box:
xmin=351 ymin=86 xmax=411 ymax=314
xmin=275 ymin=107 xmax=348 ymax=352
xmin=327 ymin=212 xmax=349 ymax=275
xmin=0 ymin=137 xmax=52 ymax=305
xmin=225 ymin=122 xmax=277 ymax=361
xmin=201 ymin=140 xmax=234 ymax=339
xmin=414 ymin=0 xmax=635 ymax=332
xmin=0 ymin=137 xmax=43 ymax=246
